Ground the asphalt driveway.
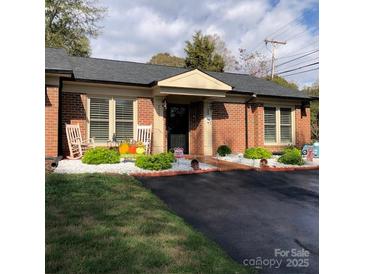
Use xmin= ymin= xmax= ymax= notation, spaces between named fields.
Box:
xmin=138 ymin=170 xmax=318 ymax=274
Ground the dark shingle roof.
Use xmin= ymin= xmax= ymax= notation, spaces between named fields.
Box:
xmin=45 ymin=48 xmax=72 ymax=73
xmin=206 ymin=71 xmax=309 ymax=98
xmin=69 ymin=56 xmax=189 ymax=85
xmin=45 ymin=47 xmax=310 ymax=99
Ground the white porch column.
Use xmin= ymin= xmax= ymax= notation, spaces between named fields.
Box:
xmin=203 ymin=101 xmax=213 ymax=155
xmin=152 ymin=96 xmax=166 ymax=153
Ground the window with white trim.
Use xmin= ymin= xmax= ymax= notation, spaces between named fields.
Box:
xmin=115 ymin=98 xmax=134 ymax=140
xmin=280 ymin=108 xmax=292 ymax=143
xmin=89 ymin=97 xmax=134 ymax=143
xmin=264 ymin=107 xmax=276 ymax=143
xmin=90 ymin=98 xmax=109 ymax=143
xmin=264 ymin=106 xmax=293 ymax=144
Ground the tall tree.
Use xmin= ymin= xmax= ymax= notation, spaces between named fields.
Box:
xmin=207 ymin=34 xmax=237 ymax=71
xmin=184 ymin=31 xmax=225 ymax=72
xmin=148 ymin=53 xmax=185 ymax=67
xmin=45 ymin=0 xmax=106 ymax=57
xmin=237 ymin=48 xmax=270 ymax=77
xmin=303 ymin=81 xmax=319 ymax=140
xmin=266 ymin=75 xmax=299 ymax=90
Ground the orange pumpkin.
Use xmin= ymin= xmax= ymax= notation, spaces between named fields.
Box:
xmin=129 ymin=144 xmax=136 ymax=154
xmin=119 ymin=143 xmax=129 ymax=154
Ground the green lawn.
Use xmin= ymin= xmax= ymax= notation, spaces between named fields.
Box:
xmin=46 ymin=173 xmax=253 ymax=274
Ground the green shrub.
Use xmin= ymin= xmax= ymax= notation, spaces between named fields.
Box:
xmin=278 ymin=148 xmax=304 ymax=165
xmin=283 ymin=145 xmax=300 ymax=154
xmin=217 ymin=145 xmax=232 ymax=156
xmin=244 ymin=147 xmax=272 ymax=159
xmin=82 ymin=147 xmax=120 ymax=165
xmin=161 ymin=152 xmax=176 ymax=163
xmin=135 ymin=153 xmax=174 ymax=170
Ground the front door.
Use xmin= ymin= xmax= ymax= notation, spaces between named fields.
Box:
xmin=167 ymin=104 xmax=189 ymax=153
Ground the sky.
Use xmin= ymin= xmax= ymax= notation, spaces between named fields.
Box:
xmin=90 ymin=0 xmax=319 ymax=88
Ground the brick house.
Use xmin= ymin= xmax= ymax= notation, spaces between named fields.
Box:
xmin=45 ymin=47 xmax=313 ymax=159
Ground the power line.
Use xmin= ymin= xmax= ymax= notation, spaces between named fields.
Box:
xmin=276 ymin=48 xmax=319 ymax=60
xmin=276 ymin=49 xmax=319 ymax=68
xmin=275 ymin=39 xmax=319 ymax=60
xmin=293 ymin=39 xmax=319 ymax=52
xmin=250 ymin=9 xmax=312 ymax=53
xmin=267 ymin=13 xmax=306 ymax=39
xmin=280 ymin=26 xmax=318 ymax=42
xmin=267 ymin=8 xmax=316 ymax=40
xmin=282 ymin=67 xmax=319 ymax=77
xmin=276 ymin=57 xmax=319 ymax=70
xmin=277 ymin=62 xmax=319 ymax=75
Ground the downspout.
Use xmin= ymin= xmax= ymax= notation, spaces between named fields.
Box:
xmin=244 ymin=94 xmax=257 ymax=150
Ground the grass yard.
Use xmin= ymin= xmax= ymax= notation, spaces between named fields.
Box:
xmin=46 ymin=173 xmax=253 ymax=274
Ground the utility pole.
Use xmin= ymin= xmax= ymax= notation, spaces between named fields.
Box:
xmin=265 ymin=39 xmax=287 ymax=79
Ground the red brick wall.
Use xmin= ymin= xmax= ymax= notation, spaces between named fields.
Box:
xmin=61 ymin=92 xmax=87 ymax=156
xmin=211 ymin=102 xmax=311 ymax=155
xmin=212 ymin=102 xmax=245 ymax=154
xmin=45 ymin=86 xmax=59 ymax=157
xmin=189 ymin=102 xmax=204 ymax=155
xmin=137 ymin=98 xmax=154 ymax=125
xmin=295 ymin=106 xmax=311 ymax=147
xmin=247 ymin=104 xmax=264 ymax=148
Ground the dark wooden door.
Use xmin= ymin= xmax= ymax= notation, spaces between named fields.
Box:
xmin=167 ymin=104 xmax=189 ymax=153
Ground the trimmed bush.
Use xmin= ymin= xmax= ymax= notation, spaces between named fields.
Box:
xmin=135 ymin=152 xmax=175 ymax=171
xmin=82 ymin=147 xmax=120 ymax=165
xmin=283 ymin=145 xmax=300 ymax=154
xmin=162 ymin=152 xmax=176 ymax=163
xmin=217 ymin=145 xmax=232 ymax=156
xmin=278 ymin=148 xmax=304 ymax=165
xmin=244 ymin=147 xmax=272 ymax=159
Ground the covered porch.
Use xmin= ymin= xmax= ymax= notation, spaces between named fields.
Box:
xmin=151 ymin=69 xmax=233 ymax=156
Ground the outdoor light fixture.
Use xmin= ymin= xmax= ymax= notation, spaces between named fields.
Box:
xmin=162 ymin=98 xmax=167 ymax=110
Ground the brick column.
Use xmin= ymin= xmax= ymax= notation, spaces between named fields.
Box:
xmin=295 ymin=106 xmax=311 ymax=146
xmin=189 ymin=102 xmax=204 ymax=155
xmin=253 ymin=104 xmax=264 ymax=147
xmin=45 ymin=86 xmax=59 ymax=157
xmin=61 ymin=92 xmax=87 ymax=156
xmin=152 ymin=97 xmax=166 ymax=154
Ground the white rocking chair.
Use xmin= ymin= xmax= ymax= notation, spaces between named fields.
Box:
xmin=65 ymin=123 xmax=95 ymax=159
xmin=136 ymin=125 xmax=152 ymax=154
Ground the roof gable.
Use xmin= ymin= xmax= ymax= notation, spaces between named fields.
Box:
xmin=157 ymin=69 xmax=232 ymax=91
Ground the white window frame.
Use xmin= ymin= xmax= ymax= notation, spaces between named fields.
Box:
xmin=263 ymin=105 xmax=295 ymax=146
xmin=87 ymin=96 xmax=137 ymax=145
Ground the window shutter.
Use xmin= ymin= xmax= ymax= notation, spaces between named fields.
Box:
xmin=115 ymin=99 xmax=134 ymax=141
xmin=280 ymin=108 xmax=292 ymax=143
xmin=89 ymin=98 xmax=109 ymax=142
xmin=264 ymin=107 xmax=276 ymax=143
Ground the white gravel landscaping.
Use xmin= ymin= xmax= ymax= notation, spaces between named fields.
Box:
xmin=215 ymin=154 xmax=319 ymax=168
xmin=54 ymin=158 xmax=216 ymax=174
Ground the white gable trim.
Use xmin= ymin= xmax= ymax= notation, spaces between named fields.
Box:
xmin=157 ymin=69 xmax=232 ymax=91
